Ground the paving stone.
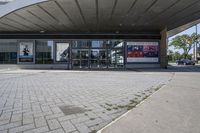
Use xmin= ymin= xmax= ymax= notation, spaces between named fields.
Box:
xmin=34 ymin=117 xmax=47 ymax=128
xmin=23 ymin=115 xmax=34 ymax=125
xmin=46 ymin=128 xmax=65 ymax=133
xmin=60 ymin=121 xmax=76 ymax=132
xmin=0 ymin=119 xmax=9 ymax=126
xmin=84 ymin=118 xmax=103 ymax=127
xmin=75 ymin=123 xmax=91 ymax=133
xmin=0 ymin=69 xmax=172 ymax=133
xmin=47 ymin=119 xmax=61 ymax=130
xmin=11 ymin=113 xmax=22 ymax=122
xmin=9 ymin=123 xmax=35 ymax=133
xmin=58 ymin=114 xmax=77 ymax=122
xmin=0 ymin=130 xmax=8 ymax=133
xmin=71 ymin=116 xmax=90 ymax=124
xmin=23 ymin=126 xmax=49 ymax=133
xmin=0 ymin=121 xmax=21 ymax=131
xmin=0 ymin=112 xmax=12 ymax=121
xmin=71 ymin=131 xmax=80 ymax=133
xmin=45 ymin=113 xmax=65 ymax=120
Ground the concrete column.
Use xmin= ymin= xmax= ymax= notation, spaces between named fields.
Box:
xmin=160 ymin=29 xmax=168 ymax=68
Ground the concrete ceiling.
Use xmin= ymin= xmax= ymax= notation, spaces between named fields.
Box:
xmin=0 ymin=0 xmax=200 ymax=34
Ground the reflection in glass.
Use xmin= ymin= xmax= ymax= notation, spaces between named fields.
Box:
xmin=0 ymin=40 xmax=17 ymax=64
xmin=108 ymin=40 xmax=124 ymax=48
xmin=91 ymin=50 xmax=99 ymax=60
xmin=36 ymin=40 xmax=54 ymax=64
xmin=72 ymin=49 xmax=89 ymax=68
xmin=90 ymin=50 xmax=107 ymax=68
xmin=108 ymin=49 xmax=124 ymax=68
xmin=99 ymin=50 xmax=106 ymax=60
xmin=91 ymin=41 xmax=106 ymax=48
xmin=71 ymin=41 xmax=90 ymax=48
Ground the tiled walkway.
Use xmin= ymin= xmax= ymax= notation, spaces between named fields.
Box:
xmin=0 ymin=69 xmax=172 ymax=133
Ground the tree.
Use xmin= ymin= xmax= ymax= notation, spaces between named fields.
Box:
xmin=174 ymin=51 xmax=182 ymax=60
xmin=167 ymin=49 xmax=174 ymax=62
xmin=169 ymin=33 xmax=200 ymax=59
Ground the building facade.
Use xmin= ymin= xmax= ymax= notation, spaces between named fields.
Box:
xmin=0 ymin=0 xmax=200 ymax=69
xmin=0 ymin=38 xmax=161 ymax=69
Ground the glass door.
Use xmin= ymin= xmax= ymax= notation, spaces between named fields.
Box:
xmin=90 ymin=49 xmax=107 ymax=69
xmin=72 ymin=49 xmax=89 ymax=69
xmin=90 ymin=49 xmax=99 ymax=68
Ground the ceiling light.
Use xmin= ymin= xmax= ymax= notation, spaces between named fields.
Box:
xmin=40 ymin=30 xmax=45 ymax=33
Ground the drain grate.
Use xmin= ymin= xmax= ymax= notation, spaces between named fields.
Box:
xmin=59 ymin=105 xmax=87 ymax=115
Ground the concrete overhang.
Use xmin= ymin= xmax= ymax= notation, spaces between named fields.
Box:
xmin=167 ymin=19 xmax=200 ymax=38
xmin=0 ymin=0 xmax=200 ymax=35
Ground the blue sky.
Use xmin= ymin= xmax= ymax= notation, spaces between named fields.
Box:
xmin=168 ymin=23 xmax=200 ymax=54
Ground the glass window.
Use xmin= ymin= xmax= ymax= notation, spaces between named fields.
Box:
xmin=0 ymin=40 xmax=17 ymax=64
xmin=91 ymin=50 xmax=99 ymax=60
xmin=108 ymin=49 xmax=124 ymax=68
xmin=56 ymin=43 xmax=69 ymax=62
xmin=35 ymin=40 xmax=54 ymax=64
xmin=71 ymin=41 xmax=90 ymax=48
xmin=91 ymin=41 xmax=107 ymax=48
xmin=72 ymin=49 xmax=89 ymax=60
xmin=108 ymin=40 xmax=124 ymax=48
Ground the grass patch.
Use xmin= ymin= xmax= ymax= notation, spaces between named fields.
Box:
xmin=129 ymin=99 xmax=138 ymax=104
xmin=117 ymin=105 xmax=126 ymax=109
xmin=134 ymin=94 xmax=141 ymax=97
xmin=113 ymin=107 xmax=119 ymax=110
xmin=127 ymin=104 xmax=136 ymax=110
xmin=89 ymin=130 xmax=97 ymax=133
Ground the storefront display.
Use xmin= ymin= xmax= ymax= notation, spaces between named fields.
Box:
xmin=127 ymin=42 xmax=159 ymax=63
xmin=56 ymin=43 xmax=69 ymax=62
xmin=19 ymin=42 xmax=33 ymax=62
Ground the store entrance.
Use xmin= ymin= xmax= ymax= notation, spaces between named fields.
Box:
xmin=90 ymin=49 xmax=107 ymax=69
xmin=72 ymin=49 xmax=89 ymax=69
xmin=71 ymin=40 xmax=125 ymax=70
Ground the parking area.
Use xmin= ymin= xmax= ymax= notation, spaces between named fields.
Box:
xmin=0 ymin=68 xmax=174 ymax=133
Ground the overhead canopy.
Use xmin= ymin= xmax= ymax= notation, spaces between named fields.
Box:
xmin=168 ymin=19 xmax=200 ymax=37
xmin=0 ymin=0 xmax=200 ymax=34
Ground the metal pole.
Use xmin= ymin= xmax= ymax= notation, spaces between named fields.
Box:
xmin=195 ymin=24 xmax=198 ymax=63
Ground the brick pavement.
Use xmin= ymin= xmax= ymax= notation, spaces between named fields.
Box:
xmin=0 ymin=69 xmax=172 ymax=133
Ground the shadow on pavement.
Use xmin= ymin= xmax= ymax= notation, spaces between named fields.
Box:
xmin=1 ymin=64 xmax=200 ymax=73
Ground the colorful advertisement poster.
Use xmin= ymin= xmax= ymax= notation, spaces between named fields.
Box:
xmin=19 ymin=42 xmax=33 ymax=62
xmin=127 ymin=42 xmax=159 ymax=63
xmin=56 ymin=43 xmax=69 ymax=62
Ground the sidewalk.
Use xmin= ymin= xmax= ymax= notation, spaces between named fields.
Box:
xmin=99 ymin=72 xmax=200 ymax=133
